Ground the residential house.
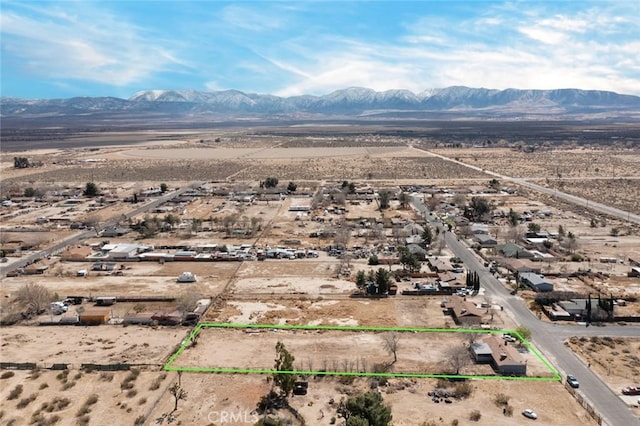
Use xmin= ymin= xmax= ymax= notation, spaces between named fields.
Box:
xmin=496 ymin=242 xmax=534 ymax=259
xmin=474 ymin=234 xmax=497 ymax=247
xmin=443 ymin=296 xmax=486 ymax=325
xmin=477 ymin=335 xmax=527 ymax=376
xmin=519 ymin=272 xmax=554 ymax=292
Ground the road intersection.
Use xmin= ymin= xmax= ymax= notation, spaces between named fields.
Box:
xmin=412 ymin=197 xmax=639 ymax=426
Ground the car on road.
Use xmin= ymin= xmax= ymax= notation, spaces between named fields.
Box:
xmin=567 ymin=375 xmax=579 ymax=388
xmin=522 ymin=409 xmax=538 ymax=420
xmin=622 ymin=386 xmax=640 ymax=395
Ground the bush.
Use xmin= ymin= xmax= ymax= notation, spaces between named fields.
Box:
xmin=39 ymin=383 xmax=49 ymax=390
xmin=99 ymin=372 xmax=114 ymax=382
xmin=454 ymin=382 xmax=473 ymax=398
xmin=0 ymin=371 xmax=15 ymax=379
xmin=494 ymin=393 xmax=510 ymax=406
xmin=61 ymin=381 xmax=76 ymax=391
xmin=7 ymin=385 xmax=23 ymax=400
xmin=16 ymin=393 xmax=37 ymax=409
xmin=504 ymin=405 xmax=513 ymax=417
xmin=469 ymin=410 xmax=482 ymax=421
xmin=126 ymin=389 xmax=138 ymax=398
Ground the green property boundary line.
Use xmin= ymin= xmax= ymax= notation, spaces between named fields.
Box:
xmin=164 ymin=323 xmax=561 ymax=381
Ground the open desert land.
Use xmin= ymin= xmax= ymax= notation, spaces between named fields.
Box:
xmin=2 ymin=127 xmax=639 ymax=425
xmin=430 ymin=146 xmax=640 ymax=215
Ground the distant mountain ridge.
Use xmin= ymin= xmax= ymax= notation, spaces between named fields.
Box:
xmin=2 ymin=86 xmax=640 ymax=119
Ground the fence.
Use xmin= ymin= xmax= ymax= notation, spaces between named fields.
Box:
xmin=565 ymin=382 xmax=606 ymax=426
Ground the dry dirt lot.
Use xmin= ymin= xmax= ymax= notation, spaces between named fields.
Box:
xmin=0 ymin=369 xmax=171 ymax=426
xmin=566 ymin=336 xmax=640 ymax=416
xmin=0 ymin=325 xmax=185 ymax=366
xmin=173 ymin=327 xmax=552 ymax=378
xmin=143 ymin=373 xmax=595 ymax=426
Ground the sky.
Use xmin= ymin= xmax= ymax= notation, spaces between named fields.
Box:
xmin=1 ymin=0 xmax=639 ymax=99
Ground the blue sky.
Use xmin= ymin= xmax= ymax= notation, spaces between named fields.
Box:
xmin=1 ymin=0 xmax=639 ymax=99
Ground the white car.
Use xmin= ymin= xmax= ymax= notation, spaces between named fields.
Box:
xmin=502 ymin=334 xmax=517 ymax=343
xmin=522 ymin=409 xmax=538 ymax=420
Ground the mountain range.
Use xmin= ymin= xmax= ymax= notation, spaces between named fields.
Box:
xmin=2 ymin=86 xmax=640 ymax=120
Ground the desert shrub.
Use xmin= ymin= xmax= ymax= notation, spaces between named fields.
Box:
xmin=149 ymin=373 xmax=167 ymax=391
xmin=77 ymin=415 xmax=91 ymax=426
xmin=134 ymin=415 xmax=145 ymax=426
xmin=55 ymin=371 xmax=69 ymax=382
xmin=137 ymin=397 xmax=147 ymax=405
xmin=61 ymin=381 xmax=76 ymax=391
xmin=494 ymin=393 xmax=510 ymax=406
xmin=126 ymin=389 xmax=138 ymax=398
xmin=28 ymin=370 xmax=42 ymax=380
xmin=451 ymin=420 xmax=459 ymax=426
xmin=1 ymin=371 xmax=15 ymax=379
xmin=121 ymin=381 xmax=135 ymax=390
xmin=17 ymin=393 xmax=37 ymax=409
xmin=435 ymin=378 xmax=449 ymax=388
xmin=86 ymin=394 xmax=98 ymax=406
xmin=99 ymin=372 xmax=114 ymax=382
xmin=469 ymin=410 xmax=481 ymax=421
xmin=73 ymin=372 xmax=83 ymax=380
xmin=504 ymin=405 xmax=513 ymax=417
xmin=454 ymin=382 xmax=473 ymax=398
xmin=76 ymin=406 xmax=91 ymax=417
xmin=39 ymin=383 xmax=49 ymax=390
xmin=7 ymin=384 xmax=23 ymax=400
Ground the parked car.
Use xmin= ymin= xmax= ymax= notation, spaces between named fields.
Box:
xmin=522 ymin=409 xmax=538 ymax=420
xmin=502 ymin=334 xmax=517 ymax=343
xmin=622 ymin=386 xmax=640 ymax=395
xmin=567 ymin=375 xmax=579 ymax=388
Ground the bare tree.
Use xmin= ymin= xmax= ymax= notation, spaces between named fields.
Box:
xmin=15 ymin=283 xmax=53 ymax=315
xmin=506 ymin=225 xmax=523 ymax=243
xmin=444 ymin=344 xmax=471 ymax=375
xmin=175 ymin=290 xmax=203 ymax=312
xmin=382 ymin=333 xmax=400 ymax=364
xmin=168 ymin=382 xmax=187 ymax=412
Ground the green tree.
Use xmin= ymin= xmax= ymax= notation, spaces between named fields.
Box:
xmin=340 ymin=392 xmax=392 ymax=426
xmin=375 ymin=268 xmax=392 ymax=295
xmin=398 ymin=246 xmax=420 ymax=272
xmin=378 ymin=191 xmax=392 ymax=210
xmin=558 ymin=225 xmax=565 ymax=237
xmin=160 ymin=183 xmax=168 ymax=193
xmin=368 ymin=254 xmax=379 ymax=266
xmin=421 ymin=226 xmax=433 ymax=246
xmin=515 ymin=325 xmax=531 ymax=341
xmin=273 ymin=341 xmax=295 ymax=397
xmin=355 ymin=271 xmax=367 ymax=289
xmin=263 ymin=177 xmax=279 ymax=188
xmin=83 ymin=182 xmax=99 ymax=197
xmin=527 ymin=222 xmax=541 ymax=233
xmin=508 ymin=208 xmax=520 ymax=227
xmin=24 ymin=187 xmax=38 ymax=198
xmin=287 ymin=182 xmax=297 ymax=193
xmin=465 ymin=196 xmax=492 ymax=221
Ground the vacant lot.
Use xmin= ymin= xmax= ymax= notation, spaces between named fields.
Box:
xmin=566 ymin=336 xmax=640 ymax=416
xmin=0 ymin=325 xmax=183 ymax=366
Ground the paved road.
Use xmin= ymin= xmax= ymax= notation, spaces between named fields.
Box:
xmin=411 ymin=197 xmax=639 ymax=426
xmin=0 ymin=183 xmax=202 ymax=276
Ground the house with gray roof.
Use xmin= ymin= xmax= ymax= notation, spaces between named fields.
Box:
xmin=519 ymin=272 xmax=554 ymax=292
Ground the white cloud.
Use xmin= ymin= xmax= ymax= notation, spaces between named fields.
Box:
xmin=1 ymin=3 xmax=189 ymax=87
